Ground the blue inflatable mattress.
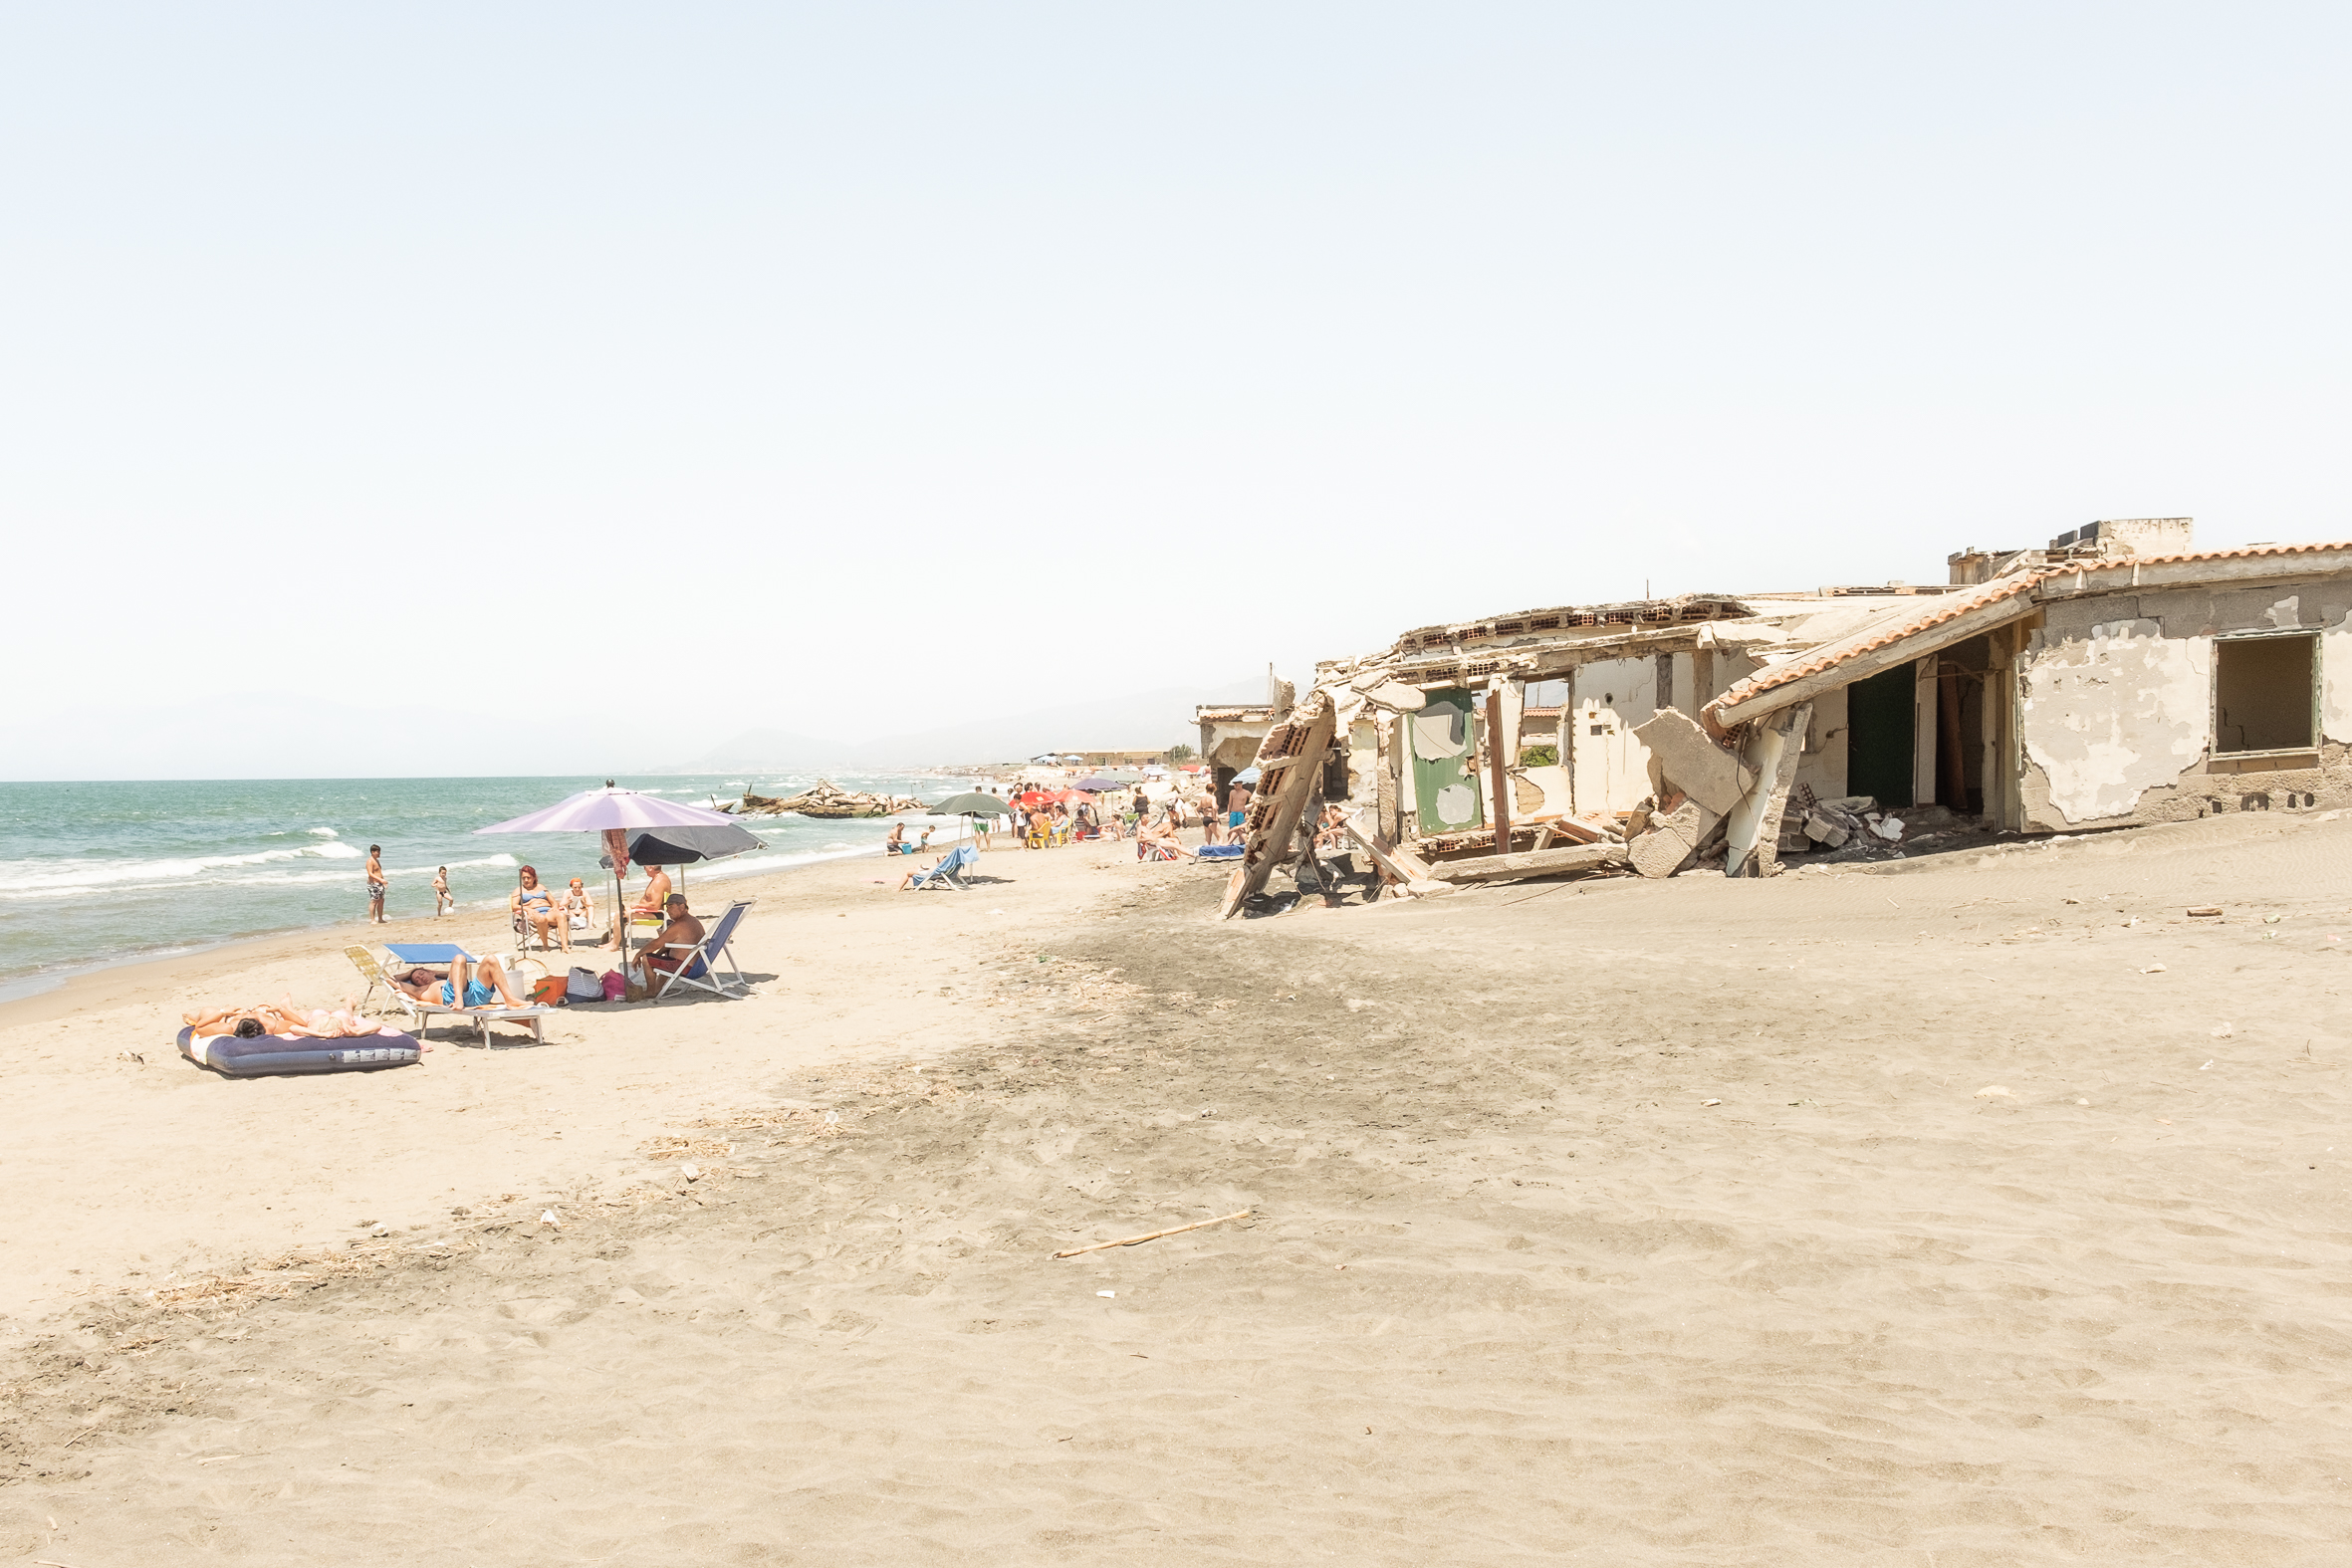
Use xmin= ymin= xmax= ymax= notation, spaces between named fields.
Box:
xmin=176 ymin=1025 xmax=421 ymax=1077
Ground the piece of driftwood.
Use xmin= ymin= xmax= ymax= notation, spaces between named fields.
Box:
xmin=1054 ymin=1210 xmax=1253 ymax=1258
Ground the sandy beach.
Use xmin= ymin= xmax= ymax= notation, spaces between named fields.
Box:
xmin=6 ymin=813 xmax=2352 ymax=1562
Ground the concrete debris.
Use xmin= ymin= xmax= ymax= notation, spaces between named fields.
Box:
xmin=1628 ymin=796 xmax=1717 ymax=878
xmin=1803 ymin=810 xmax=1852 ymax=849
xmin=1632 ymin=708 xmax=1755 ymax=817
xmin=1425 ymin=843 xmax=1627 ymax=884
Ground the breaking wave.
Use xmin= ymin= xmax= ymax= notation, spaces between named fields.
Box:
xmin=0 ymin=841 xmax=365 ymax=896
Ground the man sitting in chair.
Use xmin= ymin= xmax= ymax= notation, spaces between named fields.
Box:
xmin=631 ymin=893 xmax=706 ymax=997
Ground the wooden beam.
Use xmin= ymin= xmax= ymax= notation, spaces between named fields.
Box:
xmin=1423 ymin=842 xmax=1626 ymax=884
xmin=1485 ymin=685 xmax=1511 ymax=868
xmin=1341 ymin=810 xmax=1437 ymax=885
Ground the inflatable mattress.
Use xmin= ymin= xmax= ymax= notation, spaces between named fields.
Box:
xmin=176 ymin=1025 xmax=421 ymax=1077
xmin=1197 ymin=843 xmax=1246 ymax=860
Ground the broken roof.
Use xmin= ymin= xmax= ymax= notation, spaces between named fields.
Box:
xmin=1707 ymin=540 xmax=2352 ymax=726
xmin=1387 ymin=594 xmax=1755 ymax=656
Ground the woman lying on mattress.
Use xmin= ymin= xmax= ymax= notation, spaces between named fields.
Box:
xmin=389 ymin=954 xmax=532 ymax=1010
xmin=182 ymin=998 xmax=401 ymax=1038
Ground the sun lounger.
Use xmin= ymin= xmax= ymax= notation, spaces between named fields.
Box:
xmin=650 ymin=898 xmax=754 ymax=1001
xmin=404 ymin=999 xmax=553 ymax=1045
xmin=905 ymin=844 xmax=979 ymax=891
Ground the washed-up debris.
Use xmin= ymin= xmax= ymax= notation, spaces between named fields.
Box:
xmin=2188 ymin=906 xmax=2223 ymax=917
xmin=735 ymin=781 xmax=926 ymax=818
xmin=1974 ymin=1085 xmax=2014 ymax=1099
xmin=1055 ymin=1210 xmax=1254 ymax=1259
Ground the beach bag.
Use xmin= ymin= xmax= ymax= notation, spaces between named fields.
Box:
xmin=566 ymin=966 xmax=603 ymax=1003
xmin=600 ymin=970 xmax=627 ymax=1002
xmin=529 ymin=976 xmax=569 ymax=1007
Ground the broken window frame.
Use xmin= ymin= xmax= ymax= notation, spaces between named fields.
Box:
xmin=2210 ymin=627 xmax=2320 ymax=760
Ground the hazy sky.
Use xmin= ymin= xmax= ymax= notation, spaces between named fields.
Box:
xmin=7 ymin=4 xmax=2351 ymax=778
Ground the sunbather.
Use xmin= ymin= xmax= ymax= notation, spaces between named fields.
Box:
xmin=181 ymin=999 xmax=396 ymax=1038
xmin=610 ymin=864 xmax=673 ymax=949
xmin=1134 ymin=815 xmax=1196 ymax=860
xmin=512 ymin=865 xmax=569 ymax=952
xmin=390 ymin=956 xmax=532 ymax=1010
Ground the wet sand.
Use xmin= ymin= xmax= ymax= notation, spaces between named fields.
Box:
xmin=6 ymin=810 xmax=2352 ymax=1563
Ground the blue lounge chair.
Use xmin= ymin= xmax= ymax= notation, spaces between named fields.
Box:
xmin=650 ymin=898 xmax=754 ymax=1001
xmin=907 ymin=843 xmax=979 ymax=890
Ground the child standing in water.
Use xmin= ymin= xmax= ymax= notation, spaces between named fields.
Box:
xmin=366 ymin=845 xmax=387 ymax=923
xmin=433 ymin=866 xmax=453 ymax=917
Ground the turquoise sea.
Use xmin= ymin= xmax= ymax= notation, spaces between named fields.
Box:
xmin=0 ymin=773 xmax=986 ymax=1001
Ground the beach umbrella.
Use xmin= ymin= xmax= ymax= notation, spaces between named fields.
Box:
xmin=931 ymin=790 xmax=1014 ymax=844
xmin=1232 ymin=766 xmax=1262 ymax=784
xmin=1072 ymin=775 xmax=1123 ymax=792
xmin=477 ymin=784 xmax=742 ymax=949
xmin=598 ymin=822 xmax=765 ymax=891
xmin=932 ymin=791 xmax=1015 ymax=816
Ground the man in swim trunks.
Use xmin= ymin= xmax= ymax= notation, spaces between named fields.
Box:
xmin=629 ymin=894 xmax=705 ymax=997
xmin=367 ymin=845 xmax=387 ymax=923
xmin=610 ymin=863 xmax=673 ymax=950
xmin=389 ymin=955 xmax=531 ymax=1010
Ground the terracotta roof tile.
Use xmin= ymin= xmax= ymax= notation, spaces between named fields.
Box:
xmin=1706 ymin=540 xmax=2352 ymax=717
xmin=1705 ymin=570 xmax=2045 ymax=715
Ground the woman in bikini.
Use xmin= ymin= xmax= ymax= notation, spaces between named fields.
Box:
xmin=511 ymin=865 xmax=568 ymax=952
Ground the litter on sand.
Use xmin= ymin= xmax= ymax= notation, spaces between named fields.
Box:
xmin=1096 ymin=1290 xmax=1116 ymax=1298
xmin=1975 ymin=1085 xmax=2014 ymax=1098
xmin=2141 ymin=964 xmax=2168 ymax=974
xmin=1055 ymin=1210 xmax=1254 ymax=1259
xmin=2188 ymin=906 xmax=2223 ymax=917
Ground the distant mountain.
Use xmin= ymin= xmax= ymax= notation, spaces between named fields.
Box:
xmin=672 ymin=678 xmax=1267 ymax=772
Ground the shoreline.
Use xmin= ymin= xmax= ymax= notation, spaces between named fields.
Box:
xmin=0 ymin=829 xmax=1188 ymax=1322
xmin=0 ymin=835 xmax=929 ymax=1022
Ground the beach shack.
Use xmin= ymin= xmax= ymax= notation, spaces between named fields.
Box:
xmin=1216 ymin=518 xmax=2352 ymax=914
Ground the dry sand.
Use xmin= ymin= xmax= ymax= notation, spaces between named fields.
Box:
xmin=6 ymin=811 xmax=2352 ymax=1563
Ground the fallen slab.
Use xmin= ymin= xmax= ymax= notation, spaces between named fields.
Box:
xmin=1422 ymin=842 xmax=1627 ymax=884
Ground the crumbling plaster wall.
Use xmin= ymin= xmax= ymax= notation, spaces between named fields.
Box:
xmin=1792 ymin=684 xmax=1848 ymax=804
xmin=2018 ymin=579 xmax=2352 ymax=829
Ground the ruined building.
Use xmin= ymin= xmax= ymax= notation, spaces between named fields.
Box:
xmin=1211 ymin=519 xmax=2352 ymax=914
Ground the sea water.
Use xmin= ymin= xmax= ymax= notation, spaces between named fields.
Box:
xmin=0 ymin=772 xmax=988 ymax=1001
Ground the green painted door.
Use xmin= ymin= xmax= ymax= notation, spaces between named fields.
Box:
xmin=1411 ymin=688 xmax=1485 ymax=833
xmin=1846 ymin=662 xmax=1915 ymax=809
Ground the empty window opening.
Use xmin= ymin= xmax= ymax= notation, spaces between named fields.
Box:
xmin=2214 ymin=634 xmax=2316 ymax=755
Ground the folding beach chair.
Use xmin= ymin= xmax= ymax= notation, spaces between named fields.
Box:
xmin=906 ymin=843 xmax=979 ymax=891
xmin=650 ymin=898 xmax=754 ymax=1002
xmin=346 ymin=946 xmax=401 ymax=1016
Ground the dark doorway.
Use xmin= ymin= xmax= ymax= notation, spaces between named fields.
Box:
xmin=1846 ymin=662 xmax=1916 ymax=809
xmin=1936 ymin=634 xmax=1991 ymax=815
